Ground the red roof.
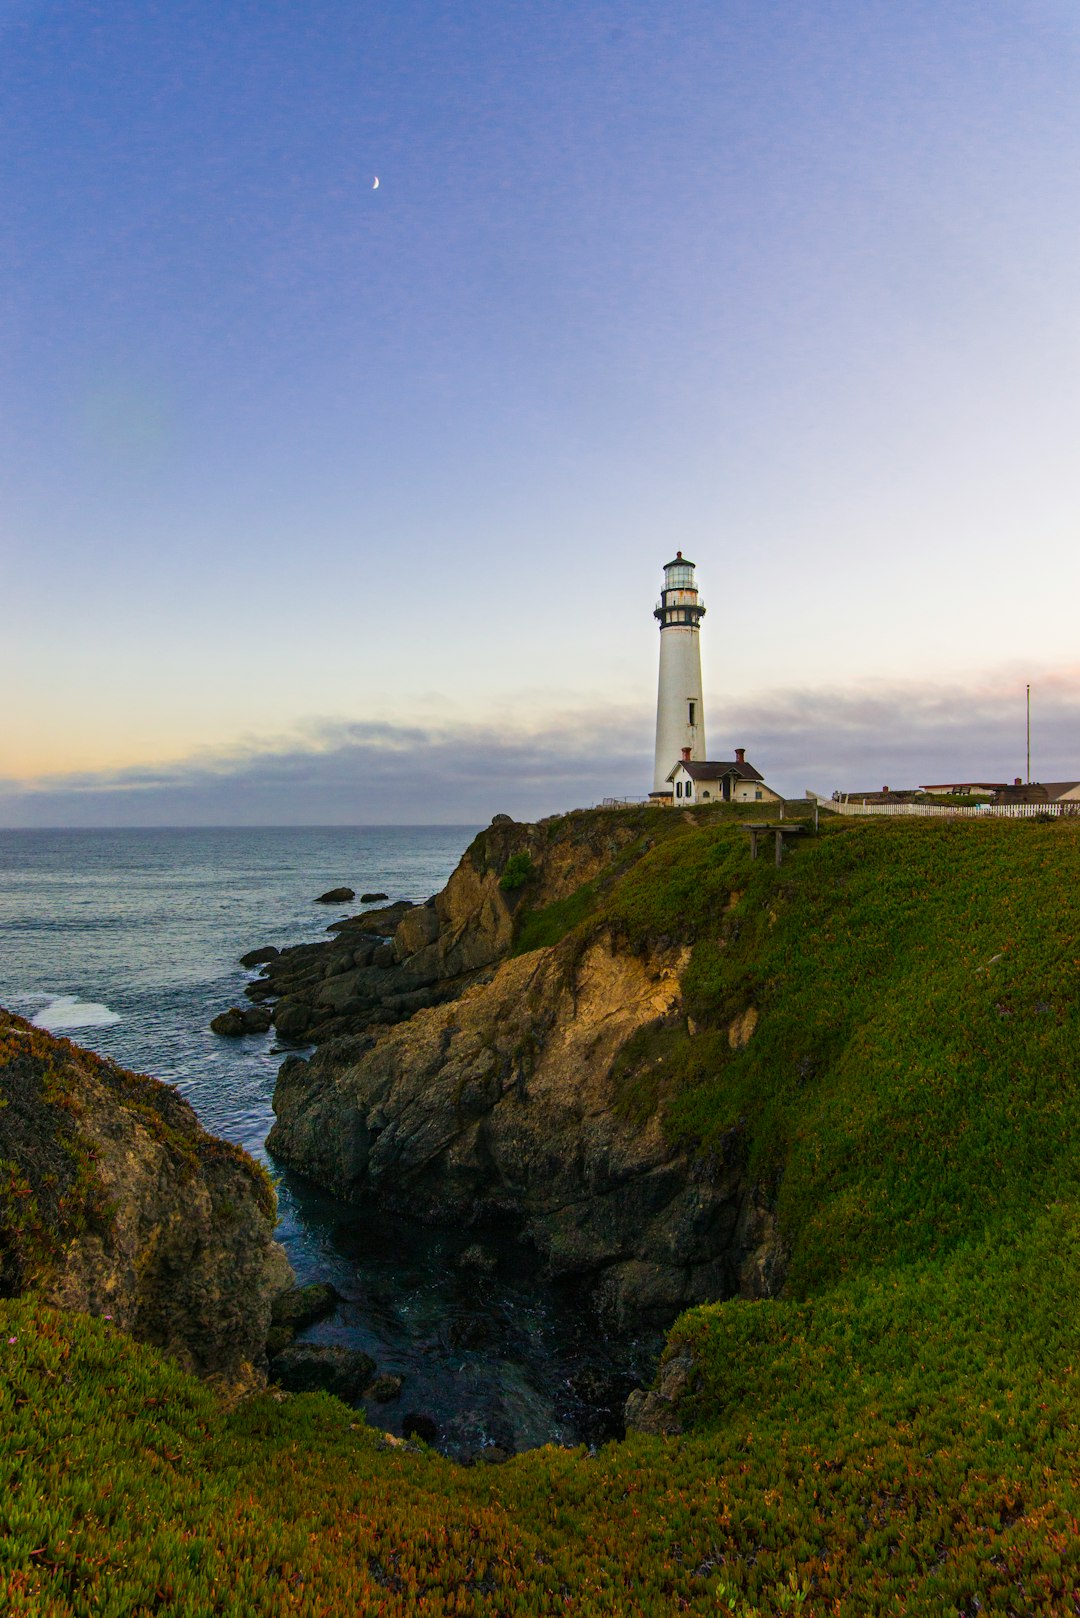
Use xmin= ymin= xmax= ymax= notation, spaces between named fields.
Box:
xmin=668 ymin=759 xmax=764 ymax=783
xmin=919 ymin=781 xmax=1007 ymax=792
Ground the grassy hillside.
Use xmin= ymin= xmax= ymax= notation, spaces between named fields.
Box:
xmin=600 ymin=811 xmax=1080 ymax=1292
xmin=5 ymin=810 xmax=1080 ymax=1614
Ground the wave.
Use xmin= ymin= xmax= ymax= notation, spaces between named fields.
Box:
xmin=32 ymin=995 xmax=122 ymax=1031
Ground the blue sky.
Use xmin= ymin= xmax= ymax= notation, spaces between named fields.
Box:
xmin=3 ymin=1 xmax=1079 ymax=822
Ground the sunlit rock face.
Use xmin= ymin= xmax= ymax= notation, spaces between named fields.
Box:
xmin=267 ymin=812 xmax=786 ymax=1333
xmin=269 ymin=932 xmax=729 ymax=1329
xmin=0 ymin=1009 xmax=291 ymax=1396
xmin=269 ymin=926 xmax=783 ymax=1327
xmin=263 ymin=812 xmax=787 ymax=1332
xmin=218 ymin=812 xmax=644 ymax=1050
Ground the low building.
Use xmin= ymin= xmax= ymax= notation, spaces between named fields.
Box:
xmin=919 ymin=780 xmax=1007 ymax=797
xmin=992 ymin=779 xmax=1080 ymax=805
xmin=841 ymin=787 xmax=922 ymax=805
xmin=666 ymin=747 xmax=782 ymax=806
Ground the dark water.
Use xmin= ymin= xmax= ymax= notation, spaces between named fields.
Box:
xmin=0 ymin=826 xmax=653 ymax=1455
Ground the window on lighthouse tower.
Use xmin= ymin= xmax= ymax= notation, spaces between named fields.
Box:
xmin=688 ymin=700 xmax=696 ymax=726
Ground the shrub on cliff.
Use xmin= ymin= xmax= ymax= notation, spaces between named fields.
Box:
xmin=498 ymin=851 xmax=534 ymax=891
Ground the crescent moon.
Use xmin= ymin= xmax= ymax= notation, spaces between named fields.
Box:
xmin=373 ymin=176 xmax=380 ymax=189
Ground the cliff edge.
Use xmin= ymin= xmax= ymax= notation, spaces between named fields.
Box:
xmin=218 ymin=812 xmax=644 ymax=1046
xmin=0 ymin=1010 xmax=291 ymax=1395
xmin=265 ymin=809 xmax=787 ymax=1327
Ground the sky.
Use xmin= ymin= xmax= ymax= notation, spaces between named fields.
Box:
xmin=2 ymin=0 xmax=1079 ymax=824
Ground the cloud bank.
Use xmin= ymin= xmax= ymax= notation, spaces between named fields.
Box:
xmin=737 ymin=667 xmax=1080 ymax=795
xmin=3 ymin=670 xmax=1078 ymax=826
xmin=0 ymin=715 xmax=651 ymax=827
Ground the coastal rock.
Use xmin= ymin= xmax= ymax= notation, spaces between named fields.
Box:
xmin=256 ymin=813 xmax=795 ymax=1335
xmin=266 ymin=1328 xmax=292 ymax=1358
xmin=211 ymin=1006 xmax=273 ymax=1037
xmin=365 ymin=1372 xmax=403 ymax=1402
xmin=210 ymin=1008 xmax=247 ymax=1037
xmin=268 ymin=927 xmax=756 ymax=1327
xmin=314 ymin=969 xmax=372 ymax=1012
xmin=402 ymin=1412 xmax=438 ymax=1445
xmin=272 ymin=999 xmax=313 ymax=1040
xmin=733 ymin=1187 xmax=789 ymax=1300
xmin=360 ymin=892 xmax=389 ymax=903
xmin=270 ymin=1342 xmax=376 ymax=1402
xmin=217 ymin=817 xmax=642 ymax=1053
xmin=568 ymin=1366 xmax=632 ymax=1443
xmin=240 ymin=946 xmax=280 ymax=968
xmin=270 ymin=1280 xmax=340 ymax=1337
xmin=623 ymin=1351 xmax=695 ymax=1437
xmin=458 ymin=1243 xmax=497 ymax=1273
xmin=0 ymin=1009 xmax=291 ymax=1396
xmin=446 ymin=1311 xmax=497 ymax=1349
xmin=392 ymin=903 xmax=441 ymax=960
xmin=268 ymin=1281 xmax=340 ymax=1359
xmin=316 ymin=887 xmax=355 ymax=904
xmin=326 ymin=900 xmax=415 ymax=937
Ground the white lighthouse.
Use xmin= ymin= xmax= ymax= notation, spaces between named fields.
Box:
xmin=652 ymin=552 xmax=706 ymax=794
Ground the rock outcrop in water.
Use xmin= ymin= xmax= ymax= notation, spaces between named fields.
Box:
xmin=264 ymin=814 xmax=787 ymax=1329
xmin=0 ymin=1010 xmax=291 ymax=1396
xmin=217 ymin=816 xmax=640 ymax=1048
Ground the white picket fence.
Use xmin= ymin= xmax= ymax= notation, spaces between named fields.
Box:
xmin=826 ymin=797 xmax=1078 ymax=820
xmin=593 ymin=794 xmax=1079 ymax=820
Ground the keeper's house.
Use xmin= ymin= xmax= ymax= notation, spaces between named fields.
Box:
xmin=666 ymin=747 xmax=782 ymax=806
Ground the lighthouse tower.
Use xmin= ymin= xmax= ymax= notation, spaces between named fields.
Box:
xmin=652 ymin=552 xmax=706 ymax=793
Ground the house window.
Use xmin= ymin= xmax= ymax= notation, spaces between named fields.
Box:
xmin=675 ymin=781 xmax=682 ymax=798
xmin=685 ymin=781 xmax=693 ymax=798
xmin=687 ymin=700 xmax=696 ymax=726
xmin=703 ymin=790 xmax=711 ymax=799
xmin=755 ymin=790 xmax=762 ymax=800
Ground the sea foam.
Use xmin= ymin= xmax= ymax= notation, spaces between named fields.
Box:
xmin=32 ymin=995 xmax=122 ymax=1031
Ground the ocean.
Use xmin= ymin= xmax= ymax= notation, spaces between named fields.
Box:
xmin=0 ymin=825 xmax=651 ymax=1455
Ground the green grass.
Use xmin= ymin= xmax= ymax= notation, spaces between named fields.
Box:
xmin=498 ymin=851 xmax=535 ymax=891
xmin=510 ymin=802 xmax=791 ymax=959
xmin=6 ymin=811 xmax=1080 ymax=1613
xmin=510 ymin=879 xmax=598 ymax=955
xmin=5 ymin=1209 xmax=1080 ymax=1614
xmin=664 ymin=1203 xmax=1080 ymax=1611
xmin=594 ymin=814 xmax=1080 ymax=1294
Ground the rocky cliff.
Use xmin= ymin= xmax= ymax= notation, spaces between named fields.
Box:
xmin=216 ymin=812 xmax=643 ymax=1047
xmin=0 ymin=1010 xmax=291 ymax=1395
xmin=264 ymin=812 xmax=786 ymax=1329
